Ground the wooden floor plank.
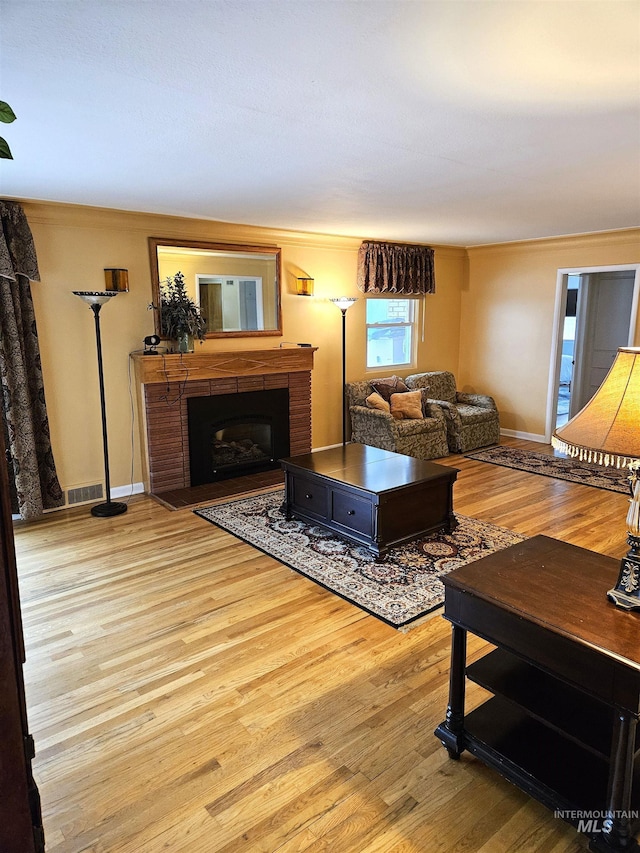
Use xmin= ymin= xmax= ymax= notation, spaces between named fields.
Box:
xmin=14 ymin=437 xmax=628 ymax=852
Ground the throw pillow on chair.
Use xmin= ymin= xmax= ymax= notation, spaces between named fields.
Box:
xmin=390 ymin=390 xmax=423 ymax=420
xmin=369 ymin=375 xmax=409 ymax=402
xmin=365 ymin=391 xmax=390 ymax=413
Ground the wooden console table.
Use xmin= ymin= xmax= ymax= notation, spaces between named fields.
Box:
xmin=434 ymin=535 xmax=640 ymax=852
xmin=281 ymin=444 xmax=458 ymax=558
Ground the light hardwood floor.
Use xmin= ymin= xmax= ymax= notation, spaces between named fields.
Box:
xmin=14 ymin=438 xmax=632 ymax=853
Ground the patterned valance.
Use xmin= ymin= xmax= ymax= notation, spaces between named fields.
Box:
xmin=357 ymin=241 xmax=435 ymax=295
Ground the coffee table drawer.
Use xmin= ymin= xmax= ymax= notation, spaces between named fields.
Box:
xmin=281 ymin=446 xmax=458 ymax=558
xmin=290 ymin=475 xmax=329 ymax=519
xmin=331 ymin=490 xmax=373 ymax=537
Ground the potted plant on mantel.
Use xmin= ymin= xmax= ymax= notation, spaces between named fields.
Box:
xmin=159 ymin=271 xmax=207 ymax=353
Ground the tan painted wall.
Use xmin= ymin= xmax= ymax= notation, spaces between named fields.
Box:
xmin=18 ymin=199 xmax=639 ymax=500
xmin=461 ymin=230 xmax=640 ymax=438
xmin=22 ymin=200 xmax=464 ymax=499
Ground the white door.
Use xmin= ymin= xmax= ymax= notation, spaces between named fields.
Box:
xmin=570 ymin=271 xmax=635 ymax=416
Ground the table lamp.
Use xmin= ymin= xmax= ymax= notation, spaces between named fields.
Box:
xmin=552 ymin=346 xmax=640 ymax=610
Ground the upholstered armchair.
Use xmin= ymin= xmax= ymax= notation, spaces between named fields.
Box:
xmin=405 ymin=371 xmax=500 ymax=453
xmin=346 ymin=380 xmax=449 ymax=460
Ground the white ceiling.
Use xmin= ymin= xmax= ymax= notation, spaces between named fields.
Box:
xmin=1 ymin=0 xmax=639 ymax=246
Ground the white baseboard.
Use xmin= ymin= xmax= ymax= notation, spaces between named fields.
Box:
xmin=53 ymin=481 xmax=145 ymax=514
xmin=112 ymin=482 xmax=145 ymax=499
xmin=500 ymin=428 xmax=547 ymax=444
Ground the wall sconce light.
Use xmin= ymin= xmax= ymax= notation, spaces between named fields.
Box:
xmin=296 ymin=277 xmax=314 ymax=297
xmin=104 ymin=268 xmax=129 ymax=292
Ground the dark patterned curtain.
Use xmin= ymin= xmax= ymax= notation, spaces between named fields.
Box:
xmin=0 ymin=201 xmax=63 ymax=519
xmin=357 ymin=241 xmax=436 ymax=294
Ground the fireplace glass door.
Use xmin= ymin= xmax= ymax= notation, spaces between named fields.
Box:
xmin=188 ymin=389 xmax=290 ymax=485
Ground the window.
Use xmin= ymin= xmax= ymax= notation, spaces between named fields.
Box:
xmin=366 ymin=298 xmax=416 ymax=369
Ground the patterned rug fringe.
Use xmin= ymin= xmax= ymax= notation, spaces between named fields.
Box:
xmin=195 ymin=490 xmax=525 ymax=628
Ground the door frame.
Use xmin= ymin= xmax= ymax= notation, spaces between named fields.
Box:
xmin=546 ymin=264 xmax=640 ymax=442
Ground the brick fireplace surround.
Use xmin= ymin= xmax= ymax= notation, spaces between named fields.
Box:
xmin=132 ymin=348 xmax=316 ymax=495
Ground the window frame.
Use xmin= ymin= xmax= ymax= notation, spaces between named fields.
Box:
xmin=365 ymin=296 xmax=418 ymax=371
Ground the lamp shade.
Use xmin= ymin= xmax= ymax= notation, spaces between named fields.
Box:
xmin=330 ymin=297 xmax=358 ymax=312
xmin=104 ymin=268 xmax=129 ymax=292
xmin=73 ymin=290 xmax=120 ymax=307
xmin=296 ymin=277 xmax=314 ymax=297
xmin=552 ymin=346 xmax=640 ymax=468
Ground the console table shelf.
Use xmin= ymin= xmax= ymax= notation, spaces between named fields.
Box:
xmin=434 ymin=535 xmax=640 ymax=853
xmin=467 ymin=649 xmax=638 ymax=760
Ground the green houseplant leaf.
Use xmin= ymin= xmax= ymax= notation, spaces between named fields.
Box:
xmin=159 ymin=271 xmax=207 ymax=343
xmin=0 ymin=137 xmax=13 ymax=160
xmin=0 ymin=101 xmax=16 ymax=159
xmin=0 ymin=101 xmax=16 ymax=124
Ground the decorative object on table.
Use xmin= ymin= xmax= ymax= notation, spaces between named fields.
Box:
xmin=158 ymin=270 xmax=207 ymax=352
xmin=466 ymin=445 xmax=631 ymax=493
xmin=552 ymin=346 xmax=640 ymax=611
xmin=73 ymin=290 xmax=128 ymax=517
xmin=195 ymin=490 xmax=525 ymax=628
xmin=296 ymin=276 xmax=314 ymax=296
xmin=329 ymin=297 xmax=357 ymax=445
xmin=143 ymin=334 xmax=160 ymax=356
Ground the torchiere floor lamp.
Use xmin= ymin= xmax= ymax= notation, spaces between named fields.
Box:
xmin=73 ymin=290 xmax=128 ymax=517
xmin=330 ymin=297 xmax=358 ymax=445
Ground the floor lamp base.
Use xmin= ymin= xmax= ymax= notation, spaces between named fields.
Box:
xmin=91 ymin=501 xmax=128 ymax=518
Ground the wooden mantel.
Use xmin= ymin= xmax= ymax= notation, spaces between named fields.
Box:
xmin=132 ymin=347 xmax=317 ymax=385
xmin=131 ymin=348 xmax=317 ymax=495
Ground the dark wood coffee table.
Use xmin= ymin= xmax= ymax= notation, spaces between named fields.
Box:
xmin=280 ymin=443 xmax=458 ymax=558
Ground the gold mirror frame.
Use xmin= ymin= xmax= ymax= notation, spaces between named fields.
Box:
xmin=149 ymin=237 xmax=282 ymax=339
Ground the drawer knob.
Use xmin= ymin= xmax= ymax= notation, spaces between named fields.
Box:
xmin=305 ymin=493 xmax=312 ymax=500
xmin=347 ymin=509 xmax=355 ymax=516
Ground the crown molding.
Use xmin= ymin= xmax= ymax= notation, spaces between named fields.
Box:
xmin=15 ymin=198 xmax=466 ymax=257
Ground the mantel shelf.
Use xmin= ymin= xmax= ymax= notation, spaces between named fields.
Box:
xmin=132 ymin=347 xmax=318 ymax=385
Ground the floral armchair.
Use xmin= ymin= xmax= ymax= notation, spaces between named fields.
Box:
xmin=346 ymin=379 xmax=449 ymax=460
xmin=405 ymin=371 xmax=500 ymax=453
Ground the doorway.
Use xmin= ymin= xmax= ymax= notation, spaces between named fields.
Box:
xmin=549 ymin=266 xmax=640 ymax=437
xmin=197 ymin=275 xmax=264 ymax=333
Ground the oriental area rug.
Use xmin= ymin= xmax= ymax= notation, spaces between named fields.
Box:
xmin=466 ymin=446 xmax=630 ymax=494
xmin=195 ymin=490 xmax=525 ymax=629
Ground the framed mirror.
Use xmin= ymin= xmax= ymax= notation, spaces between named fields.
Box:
xmin=149 ymin=238 xmax=282 ymax=339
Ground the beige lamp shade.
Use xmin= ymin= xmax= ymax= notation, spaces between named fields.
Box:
xmin=552 ymin=346 xmax=640 ymax=468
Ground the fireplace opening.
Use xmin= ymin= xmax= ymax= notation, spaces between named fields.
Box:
xmin=187 ymin=389 xmax=290 ymax=485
